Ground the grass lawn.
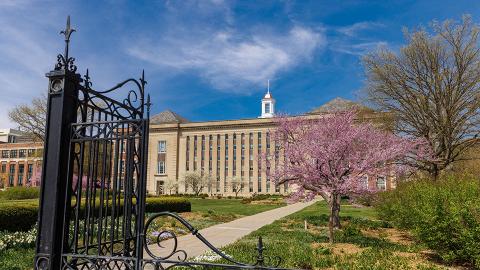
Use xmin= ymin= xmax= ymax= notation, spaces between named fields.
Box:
xmin=190 ymin=197 xmax=284 ymax=216
xmin=0 ymin=197 xmax=284 ymax=270
xmin=209 ymin=201 xmax=458 ymax=270
xmin=145 ymin=198 xmax=286 ymax=241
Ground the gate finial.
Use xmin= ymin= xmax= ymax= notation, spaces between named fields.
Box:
xmin=60 ymin=16 xmax=76 ymax=62
xmin=55 ymin=16 xmax=77 ymax=72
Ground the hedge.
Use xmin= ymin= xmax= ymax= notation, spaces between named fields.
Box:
xmin=0 ymin=202 xmax=38 ymax=232
xmin=376 ymin=175 xmax=480 ymax=267
xmin=0 ymin=187 xmax=40 ymax=201
xmin=0 ymin=197 xmax=191 ymax=232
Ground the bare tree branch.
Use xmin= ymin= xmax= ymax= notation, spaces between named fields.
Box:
xmin=363 ymin=15 xmax=480 ymax=178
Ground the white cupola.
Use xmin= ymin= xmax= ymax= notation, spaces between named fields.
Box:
xmin=259 ymin=80 xmax=275 ymax=118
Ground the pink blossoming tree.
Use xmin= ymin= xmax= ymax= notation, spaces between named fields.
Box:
xmin=269 ymin=111 xmax=422 ymax=243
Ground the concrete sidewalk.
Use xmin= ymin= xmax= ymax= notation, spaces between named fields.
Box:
xmin=145 ymin=199 xmax=318 ymax=260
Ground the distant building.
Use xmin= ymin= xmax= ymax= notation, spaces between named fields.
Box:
xmin=0 ymin=129 xmax=27 ymax=143
xmin=147 ymin=93 xmax=396 ymax=196
xmin=0 ymin=141 xmax=43 ymax=187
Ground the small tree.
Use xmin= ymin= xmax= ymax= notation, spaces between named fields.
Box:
xmin=9 ymin=95 xmax=47 ymax=141
xmin=271 ymin=111 xmax=418 ymax=243
xmin=183 ymin=172 xmax=208 ymax=196
xmin=164 ymin=178 xmax=179 ymax=195
xmin=229 ymin=177 xmax=244 ymax=198
xmin=203 ymin=174 xmax=215 ymax=195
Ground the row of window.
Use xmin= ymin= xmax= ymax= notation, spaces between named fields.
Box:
xmin=183 ymin=133 xmax=285 ymax=193
xmin=1 ymin=163 xmax=35 ymax=187
xmin=1 ymin=149 xmax=41 ymax=159
xmin=154 ymin=136 xmax=389 ymax=192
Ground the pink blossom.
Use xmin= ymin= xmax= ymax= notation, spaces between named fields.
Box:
xmin=269 ymin=110 xmax=422 ymax=201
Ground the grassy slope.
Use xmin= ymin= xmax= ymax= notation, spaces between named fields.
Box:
xmin=213 ymin=201 xmax=451 ymax=270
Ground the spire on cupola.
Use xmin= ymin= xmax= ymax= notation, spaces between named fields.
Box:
xmin=259 ymin=80 xmax=275 ymax=118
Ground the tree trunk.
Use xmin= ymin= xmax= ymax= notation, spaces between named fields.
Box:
xmin=328 ymin=193 xmax=342 ymax=243
xmin=429 ymin=164 xmax=440 ymax=181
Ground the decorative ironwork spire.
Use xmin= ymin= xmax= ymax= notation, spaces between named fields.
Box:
xmin=55 ymin=16 xmax=77 ymax=72
xmin=60 ymin=15 xmax=76 ymax=62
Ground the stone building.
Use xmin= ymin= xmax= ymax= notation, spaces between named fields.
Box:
xmin=147 ymin=93 xmax=395 ymax=196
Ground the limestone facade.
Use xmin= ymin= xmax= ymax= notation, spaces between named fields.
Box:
xmin=147 ymin=112 xmax=396 ymax=196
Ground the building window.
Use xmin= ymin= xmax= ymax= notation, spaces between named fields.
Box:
xmin=186 ymin=136 xmax=190 ymax=171
xmin=258 ymin=176 xmax=262 ymax=192
xmin=9 ymin=164 xmax=15 ymax=186
xmin=266 ymin=132 xmax=270 ymax=150
xmin=10 ymin=150 xmax=17 ymax=158
xmin=157 ymin=161 xmax=166 ymax=174
xmin=193 ymin=136 xmax=197 ymax=170
xmin=18 ymin=164 xmax=24 ymax=186
xmin=249 ymin=133 xmax=253 ymax=150
xmin=225 ymin=134 xmax=229 ymax=175
xmin=361 ymin=175 xmax=369 ymax=189
xmin=201 ymin=135 xmax=205 ymax=171
xmin=274 ymin=142 xmax=280 ymax=163
xmin=19 ymin=149 xmax=26 ymax=158
xmin=233 ymin=134 xmax=237 ymax=176
xmin=27 ymin=149 xmax=35 ymax=157
xmin=265 ymin=103 xmax=270 ymax=114
xmin=1 ymin=163 xmax=6 ymax=173
xmin=158 ymin=141 xmax=166 ymax=153
xmin=249 ymin=177 xmax=253 ymax=192
xmin=27 ymin=164 xmax=33 ymax=180
xmin=258 ymin=132 xmax=262 ymax=150
xmin=208 ymin=135 xmax=213 ymax=172
xmin=1 ymin=150 xmax=8 ymax=158
xmin=217 ymin=135 xmax=221 ymax=160
xmin=376 ymin=176 xmax=386 ymax=190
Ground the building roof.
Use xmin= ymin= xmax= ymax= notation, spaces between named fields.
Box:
xmin=309 ymin=97 xmax=366 ymax=114
xmin=150 ymin=110 xmax=190 ymax=124
xmin=263 ymin=90 xmax=273 ymax=99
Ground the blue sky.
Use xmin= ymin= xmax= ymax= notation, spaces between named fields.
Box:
xmin=0 ymin=0 xmax=479 ymax=126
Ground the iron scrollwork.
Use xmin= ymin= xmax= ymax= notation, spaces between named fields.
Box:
xmin=142 ymin=212 xmax=284 ymax=269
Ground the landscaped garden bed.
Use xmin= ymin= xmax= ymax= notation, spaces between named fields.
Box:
xmin=204 ymin=201 xmax=470 ymax=269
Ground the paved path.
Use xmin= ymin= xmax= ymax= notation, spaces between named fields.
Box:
xmin=145 ymin=199 xmax=318 ymax=260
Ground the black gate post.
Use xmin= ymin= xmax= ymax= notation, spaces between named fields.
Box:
xmin=34 ymin=16 xmax=81 ymax=270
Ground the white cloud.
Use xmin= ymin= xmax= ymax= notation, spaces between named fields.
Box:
xmin=128 ymin=26 xmax=325 ymax=92
xmin=337 ymin=21 xmax=384 ymax=37
xmin=330 ymin=21 xmax=388 ymax=56
xmin=332 ymin=41 xmax=388 ymax=56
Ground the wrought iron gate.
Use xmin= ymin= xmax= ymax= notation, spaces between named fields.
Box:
xmin=34 ymin=17 xmax=288 ymax=270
